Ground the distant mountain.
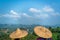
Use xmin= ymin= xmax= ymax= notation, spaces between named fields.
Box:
xmin=0 ymin=24 xmax=60 ymax=28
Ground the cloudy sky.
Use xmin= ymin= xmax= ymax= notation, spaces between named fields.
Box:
xmin=0 ymin=0 xmax=60 ymax=25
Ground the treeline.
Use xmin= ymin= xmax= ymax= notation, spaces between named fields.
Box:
xmin=48 ymin=27 xmax=60 ymax=33
xmin=48 ymin=26 xmax=60 ymax=40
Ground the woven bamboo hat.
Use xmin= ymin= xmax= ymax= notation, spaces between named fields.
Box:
xmin=34 ymin=26 xmax=52 ymax=38
xmin=10 ymin=28 xmax=28 ymax=38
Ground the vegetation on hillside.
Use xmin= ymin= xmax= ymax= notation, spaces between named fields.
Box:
xmin=0 ymin=25 xmax=60 ymax=40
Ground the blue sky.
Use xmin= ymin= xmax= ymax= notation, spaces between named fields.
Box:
xmin=0 ymin=0 xmax=60 ymax=25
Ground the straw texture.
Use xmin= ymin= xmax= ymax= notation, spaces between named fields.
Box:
xmin=10 ymin=28 xmax=28 ymax=38
xmin=34 ymin=26 xmax=52 ymax=38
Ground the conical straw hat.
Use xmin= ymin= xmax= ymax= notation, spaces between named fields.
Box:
xmin=34 ymin=26 xmax=52 ymax=38
xmin=10 ymin=28 xmax=28 ymax=38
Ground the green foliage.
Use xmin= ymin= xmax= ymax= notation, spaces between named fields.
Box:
xmin=0 ymin=26 xmax=60 ymax=40
xmin=0 ymin=32 xmax=11 ymax=40
xmin=52 ymin=33 xmax=58 ymax=40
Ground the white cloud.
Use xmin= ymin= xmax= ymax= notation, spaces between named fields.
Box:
xmin=29 ymin=6 xmax=60 ymax=18
xmin=1 ymin=10 xmax=32 ymax=19
xmin=10 ymin=10 xmax=18 ymax=15
xmin=29 ymin=8 xmax=41 ymax=13
xmin=35 ymin=14 xmax=49 ymax=18
xmin=51 ymin=13 xmax=60 ymax=16
xmin=3 ymin=14 xmax=20 ymax=18
xmin=2 ymin=10 xmax=20 ymax=18
xmin=22 ymin=13 xmax=31 ymax=18
xmin=43 ymin=6 xmax=54 ymax=12
xmin=0 ymin=6 xmax=60 ymax=20
xmin=29 ymin=6 xmax=54 ymax=13
xmin=29 ymin=7 xmax=50 ymax=18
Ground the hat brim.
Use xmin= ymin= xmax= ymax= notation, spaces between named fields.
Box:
xmin=34 ymin=26 xmax=52 ymax=38
xmin=10 ymin=30 xmax=28 ymax=38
